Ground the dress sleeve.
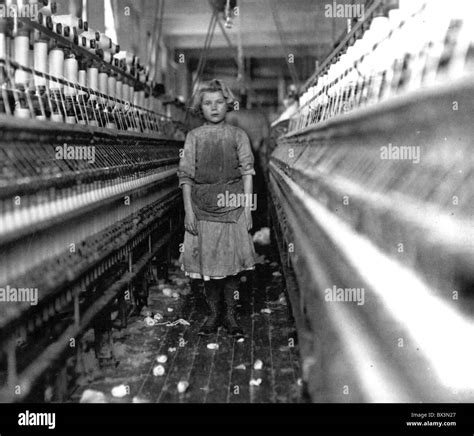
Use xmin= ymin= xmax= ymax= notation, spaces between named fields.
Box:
xmin=177 ymin=130 xmax=196 ymax=188
xmin=236 ymin=128 xmax=256 ymax=177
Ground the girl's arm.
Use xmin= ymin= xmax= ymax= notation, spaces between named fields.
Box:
xmin=243 ymin=174 xmax=253 ymax=231
xmin=235 ymin=129 xmax=256 ymax=232
xmin=178 ymin=132 xmax=198 ymax=235
xmin=182 ymin=184 xmax=198 ymax=235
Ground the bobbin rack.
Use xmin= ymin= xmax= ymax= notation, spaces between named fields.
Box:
xmin=0 ymin=0 xmax=190 ymax=402
xmin=0 ymin=0 xmax=191 ymax=134
xmin=267 ymin=0 xmax=474 ymax=402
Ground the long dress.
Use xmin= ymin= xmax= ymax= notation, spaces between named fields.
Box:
xmin=177 ymin=122 xmax=257 ymax=281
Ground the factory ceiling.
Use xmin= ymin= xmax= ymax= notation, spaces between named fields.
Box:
xmin=63 ymin=0 xmax=362 ymax=110
xmin=159 ymin=0 xmax=350 ymax=53
xmin=155 ymin=0 xmax=355 ymax=108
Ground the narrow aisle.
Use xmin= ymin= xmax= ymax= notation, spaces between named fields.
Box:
xmin=70 ymin=242 xmax=302 ymax=403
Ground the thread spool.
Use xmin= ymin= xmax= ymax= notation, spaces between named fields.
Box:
xmin=27 ymin=0 xmax=44 ymax=20
xmin=133 ymin=88 xmax=139 ymax=108
xmin=138 ymin=90 xmax=145 ymax=109
xmin=440 ymin=2 xmax=472 ymax=80
xmin=50 ymin=113 xmax=63 ymax=122
xmin=418 ymin=3 xmax=456 ymax=83
xmin=72 ymin=28 xmax=80 ymax=45
xmin=38 ymin=3 xmax=56 ymax=26
xmin=97 ymin=33 xmax=112 ymax=50
xmin=129 ymin=85 xmax=135 ymax=107
xmin=62 ymin=26 xmax=75 ymax=42
xmin=0 ymin=23 xmax=8 ymax=91
xmin=362 ymin=16 xmax=390 ymax=104
xmin=81 ymin=36 xmax=97 ymax=53
xmin=43 ymin=15 xmax=52 ymax=29
xmin=51 ymin=14 xmax=83 ymax=30
xmin=99 ymin=70 xmax=108 ymax=105
xmin=102 ymin=51 xmax=113 ymax=64
xmin=122 ymin=82 xmax=130 ymax=104
xmin=27 ymin=44 xmax=35 ymax=90
xmin=64 ymin=54 xmax=78 ymax=97
xmin=130 ymin=86 xmax=139 ymax=131
xmin=33 ymin=40 xmax=48 ymax=87
xmin=14 ymin=32 xmax=31 ymax=87
xmin=157 ymin=97 xmax=162 ymax=115
xmin=54 ymin=23 xmax=62 ymax=35
xmin=105 ymin=74 xmax=116 ymax=128
xmin=78 ymin=69 xmax=87 ymax=93
xmin=111 ymin=42 xmax=120 ymax=54
xmin=385 ymin=8 xmax=423 ymax=95
xmin=77 ymin=68 xmax=87 ymax=123
xmin=93 ymin=49 xmax=103 ymax=62
xmin=88 ymin=66 xmax=99 ymax=102
xmin=15 ymin=108 xmax=31 ymax=118
xmin=39 ymin=1 xmax=57 ymax=16
xmin=108 ymin=75 xmax=116 ymax=108
xmin=49 ymin=47 xmax=64 ymax=90
xmin=115 ymin=78 xmax=123 ymax=110
xmin=115 ymin=51 xmax=136 ymax=68
xmin=0 ymin=20 xmax=7 ymax=61
xmin=80 ymin=29 xmax=100 ymax=41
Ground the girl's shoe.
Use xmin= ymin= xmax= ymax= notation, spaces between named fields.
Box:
xmin=223 ymin=277 xmax=244 ymax=337
xmin=199 ymin=280 xmax=222 ymax=335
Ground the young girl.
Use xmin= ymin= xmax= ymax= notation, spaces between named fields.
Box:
xmin=177 ymin=80 xmax=256 ymax=337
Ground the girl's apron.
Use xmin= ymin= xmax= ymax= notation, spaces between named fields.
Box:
xmin=191 ymin=127 xmax=244 ymax=223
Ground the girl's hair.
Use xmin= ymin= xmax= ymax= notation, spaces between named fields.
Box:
xmin=191 ymin=79 xmax=237 ymax=117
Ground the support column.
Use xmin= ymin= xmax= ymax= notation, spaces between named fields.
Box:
xmin=68 ymin=0 xmax=83 ymax=18
xmin=86 ymin=0 xmax=105 ymax=32
xmin=176 ymin=53 xmax=190 ymax=102
xmin=277 ymin=75 xmax=286 ymax=110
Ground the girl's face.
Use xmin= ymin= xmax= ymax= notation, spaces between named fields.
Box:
xmin=201 ymin=91 xmax=227 ymax=124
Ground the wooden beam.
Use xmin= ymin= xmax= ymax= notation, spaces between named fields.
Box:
xmin=166 ymin=32 xmax=333 ymax=51
xmin=181 ymin=45 xmax=330 ymax=61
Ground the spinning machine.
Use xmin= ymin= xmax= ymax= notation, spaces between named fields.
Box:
xmin=0 ymin=0 xmax=195 ymax=402
xmin=267 ymin=0 xmax=474 ymax=402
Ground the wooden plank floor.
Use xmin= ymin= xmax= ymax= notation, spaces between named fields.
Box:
xmin=70 ymin=244 xmax=302 ymax=403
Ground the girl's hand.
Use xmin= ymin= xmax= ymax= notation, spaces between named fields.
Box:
xmin=185 ymin=210 xmax=198 ymax=235
xmin=245 ymin=207 xmax=253 ymax=232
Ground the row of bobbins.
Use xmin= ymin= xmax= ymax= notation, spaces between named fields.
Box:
xmin=0 ymin=0 xmax=166 ymax=127
xmin=293 ymin=0 xmax=474 ymax=131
